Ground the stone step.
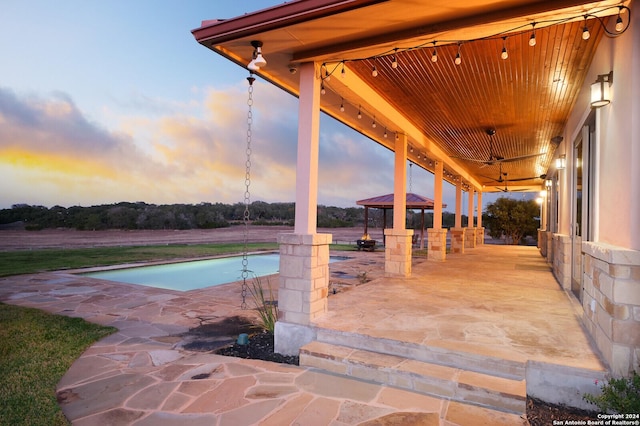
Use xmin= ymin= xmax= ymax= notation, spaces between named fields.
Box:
xmin=300 ymin=341 xmax=527 ymax=414
xmin=315 ymin=328 xmax=526 ymax=380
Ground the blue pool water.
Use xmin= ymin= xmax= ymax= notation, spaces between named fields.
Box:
xmin=83 ymin=254 xmax=346 ymax=292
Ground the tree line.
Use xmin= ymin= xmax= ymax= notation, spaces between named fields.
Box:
xmin=1 ymin=199 xmax=539 ymax=245
xmin=1 ymin=201 xmax=467 ymax=231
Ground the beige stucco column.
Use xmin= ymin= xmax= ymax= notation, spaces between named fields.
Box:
xmin=450 ymin=179 xmax=465 ymax=254
xmin=465 ymin=187 xmax=477 ymax=248
xmin=428 ymin=160 xmax=447 ymax=261
xmin=385 ymin=134 xmax=413 ymax=276
xmin=276 ymin=62 xmax=332 ymax=355
xmin=476 ymin=190 xmax=484 ymax=245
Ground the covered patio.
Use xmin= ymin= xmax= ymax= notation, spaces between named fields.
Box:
xmin=191 ymin=0 xmax=638 ymax=411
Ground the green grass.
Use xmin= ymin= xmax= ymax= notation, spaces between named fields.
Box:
xmin=0 ymin=243 xmax=278 ymax=277
xmin=0 ymin=303 xmax=116 ymax=425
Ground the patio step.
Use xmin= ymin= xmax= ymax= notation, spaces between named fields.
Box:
xmin=300 ymin=341 xmax=527 ymax=414
xmin=314 ymin=328 xmax=526 ymax=380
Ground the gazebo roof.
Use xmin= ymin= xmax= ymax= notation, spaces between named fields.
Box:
xmin=356 ymin=193 xmax=446 ymax=210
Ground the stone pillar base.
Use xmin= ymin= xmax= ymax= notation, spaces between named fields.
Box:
xmin=277 ymin=233 xmax=332 ymax=326
xmin=274 ymin=321 xmax=316 ymax=356
xmin=384 ymin=229 xmax=413 ymax=277
xmin=552 ymin=233 xmax=571 ymax=290
xmin=465 ymin=227 xmax=477 ymax=249
xmin=450 ymin=228 xmax=465 ymax=254
xmin=476 ymin=227 xmax=485 ymax=245
xmin=427 ymin=228 xmax=448 ymax=261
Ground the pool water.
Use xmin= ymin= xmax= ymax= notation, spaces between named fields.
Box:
xmin=83 ymin=253 xmax=346 ymax=292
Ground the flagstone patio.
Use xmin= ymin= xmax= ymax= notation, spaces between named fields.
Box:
xmin=0 ymin=243 xmax=606 ymax=424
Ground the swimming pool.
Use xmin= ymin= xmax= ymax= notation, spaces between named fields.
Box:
xmin=82 ymin=253 xmax=347 ymax=292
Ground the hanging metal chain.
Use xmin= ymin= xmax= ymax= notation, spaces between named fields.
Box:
xmin=241 ymin=74 xmax=255 ymax=309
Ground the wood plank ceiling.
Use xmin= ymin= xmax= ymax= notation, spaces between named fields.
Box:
xmin=346 ymin=19 xmax=605 ymax=189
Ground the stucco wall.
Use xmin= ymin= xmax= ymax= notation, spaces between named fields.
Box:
xmin=563 ymin=5 xmax=640 ymax=251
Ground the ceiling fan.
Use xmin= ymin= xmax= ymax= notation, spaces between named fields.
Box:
xmin=481 ymin=163 xmax=529 ymax=192
xmin=457 ymin=129 xmax=544 ymax=167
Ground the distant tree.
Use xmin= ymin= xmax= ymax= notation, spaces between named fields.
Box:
xmin=485 ymin=197 xmax=539 ymax=245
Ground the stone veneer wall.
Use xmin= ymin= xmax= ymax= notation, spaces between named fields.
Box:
xmin=277 ymin=233 xmax=332 ymax=325
xmin=464 ymin=227 xmax=477 ymax=249
xmin=538 ymin=229 xmax=548 ymax=257
xmin=384 ymin=229 xmax=413 ymax=277
xmin=449 ymin=228 xmax=465 ymax=254
xmin=552 ymin=234 xmax=571 ymax=290
xmin=582 ymin=242 xmax=640 ymax=376
xmin=427 ymin=228 xmax=448 ymax=261
xmin=476 ymin=227 xmax=484 ymax=245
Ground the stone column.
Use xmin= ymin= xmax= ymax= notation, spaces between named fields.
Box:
xmin=275 ymin=233 xmax=332 ymax=355
xmin=476 ymin=191 xmax=484 ymax=245
xmin=465 ymin=187 xmax=477 ymax=248
xmin=428 ymin=161 xmax=447 ymax=261
xmin=275 ymin=62 xmax=330 ymax=356
xmin=385 ymin=229 xmax=413 ymax=276
xmin=384 ymin=134 xmax=412 ymax=277
xmin=450 ymin=228 xmax=465 ymax=254
xmin=427 ymin=228 xmax=448 ymax=261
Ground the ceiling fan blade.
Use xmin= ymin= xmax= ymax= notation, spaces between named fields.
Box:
xmin=494 ymin=153 xmax=545 ymax=163
xmin=507 ymin=173 xmax=547 ymax=182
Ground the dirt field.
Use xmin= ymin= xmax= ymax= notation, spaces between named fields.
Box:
xmin=0 ymin=226 xmax=378 ymax=251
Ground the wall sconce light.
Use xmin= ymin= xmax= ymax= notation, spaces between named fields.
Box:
xmin=591 ymin=71 xmax=613 ymax=108
xmin=247 ymin=41 xmax=266 ymax=71
xmin=545 ymin=179 xmax=552 ymax=189
xmin=555 ymin=155 xmax=566 ymax=170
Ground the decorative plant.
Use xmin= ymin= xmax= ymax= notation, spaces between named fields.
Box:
xmin=248 ymin=276 xmax=278 ymax=333
xmin=583 ymin=370 xmax=640 ymax=414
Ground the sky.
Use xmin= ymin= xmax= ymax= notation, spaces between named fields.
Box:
xmin=0 ymin=1 xmax=521 ymax=213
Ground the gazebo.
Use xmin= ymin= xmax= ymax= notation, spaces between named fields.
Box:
xmin=356 ymin=193 xmax=446 ymax=249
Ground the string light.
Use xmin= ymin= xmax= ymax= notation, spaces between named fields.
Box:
xmin=357 ymin=105 xmax=362 ymax=119
xmin=582 ymin=16 xmax=591 ymax=40
xmin=372 ymin=58 xmax=378 ymax=77
xmin=454 ymin=43 xmax=462 ymax=65
xmin=340 ymin=98 xmax=345 ymax=112
xmin=501 ymin=37 xmax=509 ymax=60
xmin=616 ymin=7 xmax=624 ymax=32
xmin=320 ymin=81 xmax=326 ymax=95
xmin=528 ymin=23 xmax=537 ymax=46
xmin=317 ymin=5 xmax=629 ymax=83
xmin=384 ymin=128 xmax=388 ymax=138
xmin=372 ymin=116 xmax=377 ymax=128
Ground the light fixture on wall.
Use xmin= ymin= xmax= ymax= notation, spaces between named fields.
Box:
xmin=555 ymin=155 xmax=566 ymax=170
xmin=591 ymin=71 xmax=613 ymax=108
xmin=247 ymin=41 xmax=266 ymax=71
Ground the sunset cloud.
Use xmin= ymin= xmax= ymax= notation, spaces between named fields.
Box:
xmin=0 ymin=82 xmax=400 ymax=209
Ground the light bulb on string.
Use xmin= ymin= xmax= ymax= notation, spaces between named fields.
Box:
xmin=454 ymin=43 xmax=462 ymax=65
xmin=372 ymin=63 xmax=378 ymax=77
xmin=340 ymin=98 xmax=345 ymax=112
xmin=615 ymin=8 xmax=624 ymax=32
xmin=341 ymin=62 xmax=346 ymax=78
xmin=372 ymin=117 xmax=377 ymax=128
xmin=320 ymin=82 xmax=326 ymax=95
xmin=391 ymin=49 xmax=399 ymax=68
xmin=384 ymin=128 xmax=388 ymax=138
xmin=582 ymin=16 xmax=590 ymax=40
xmin=529 ymin=23 xmax=537 ymax=47
xmin=357 ymin=106 xmax=362 ymax=119
xmin=431 ymin=42 xmax=438 ymax=63
xmin=501 ymin=37 xmax=509 ymax=60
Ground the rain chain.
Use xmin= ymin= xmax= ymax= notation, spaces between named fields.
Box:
xmin=241 ymin=74 xmax=255 ymax=309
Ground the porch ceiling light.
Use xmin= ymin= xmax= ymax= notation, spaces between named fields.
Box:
xmin=247 ymin=41 xmax=266 ymax=71
xmin=591 ymin=71 xmax=613 ymax=108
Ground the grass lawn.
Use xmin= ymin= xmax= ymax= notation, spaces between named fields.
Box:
xmin=0 ymin=242 xmax=279 ymax=277
xmin=0 ymin=303 xmax=116 ymax=425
